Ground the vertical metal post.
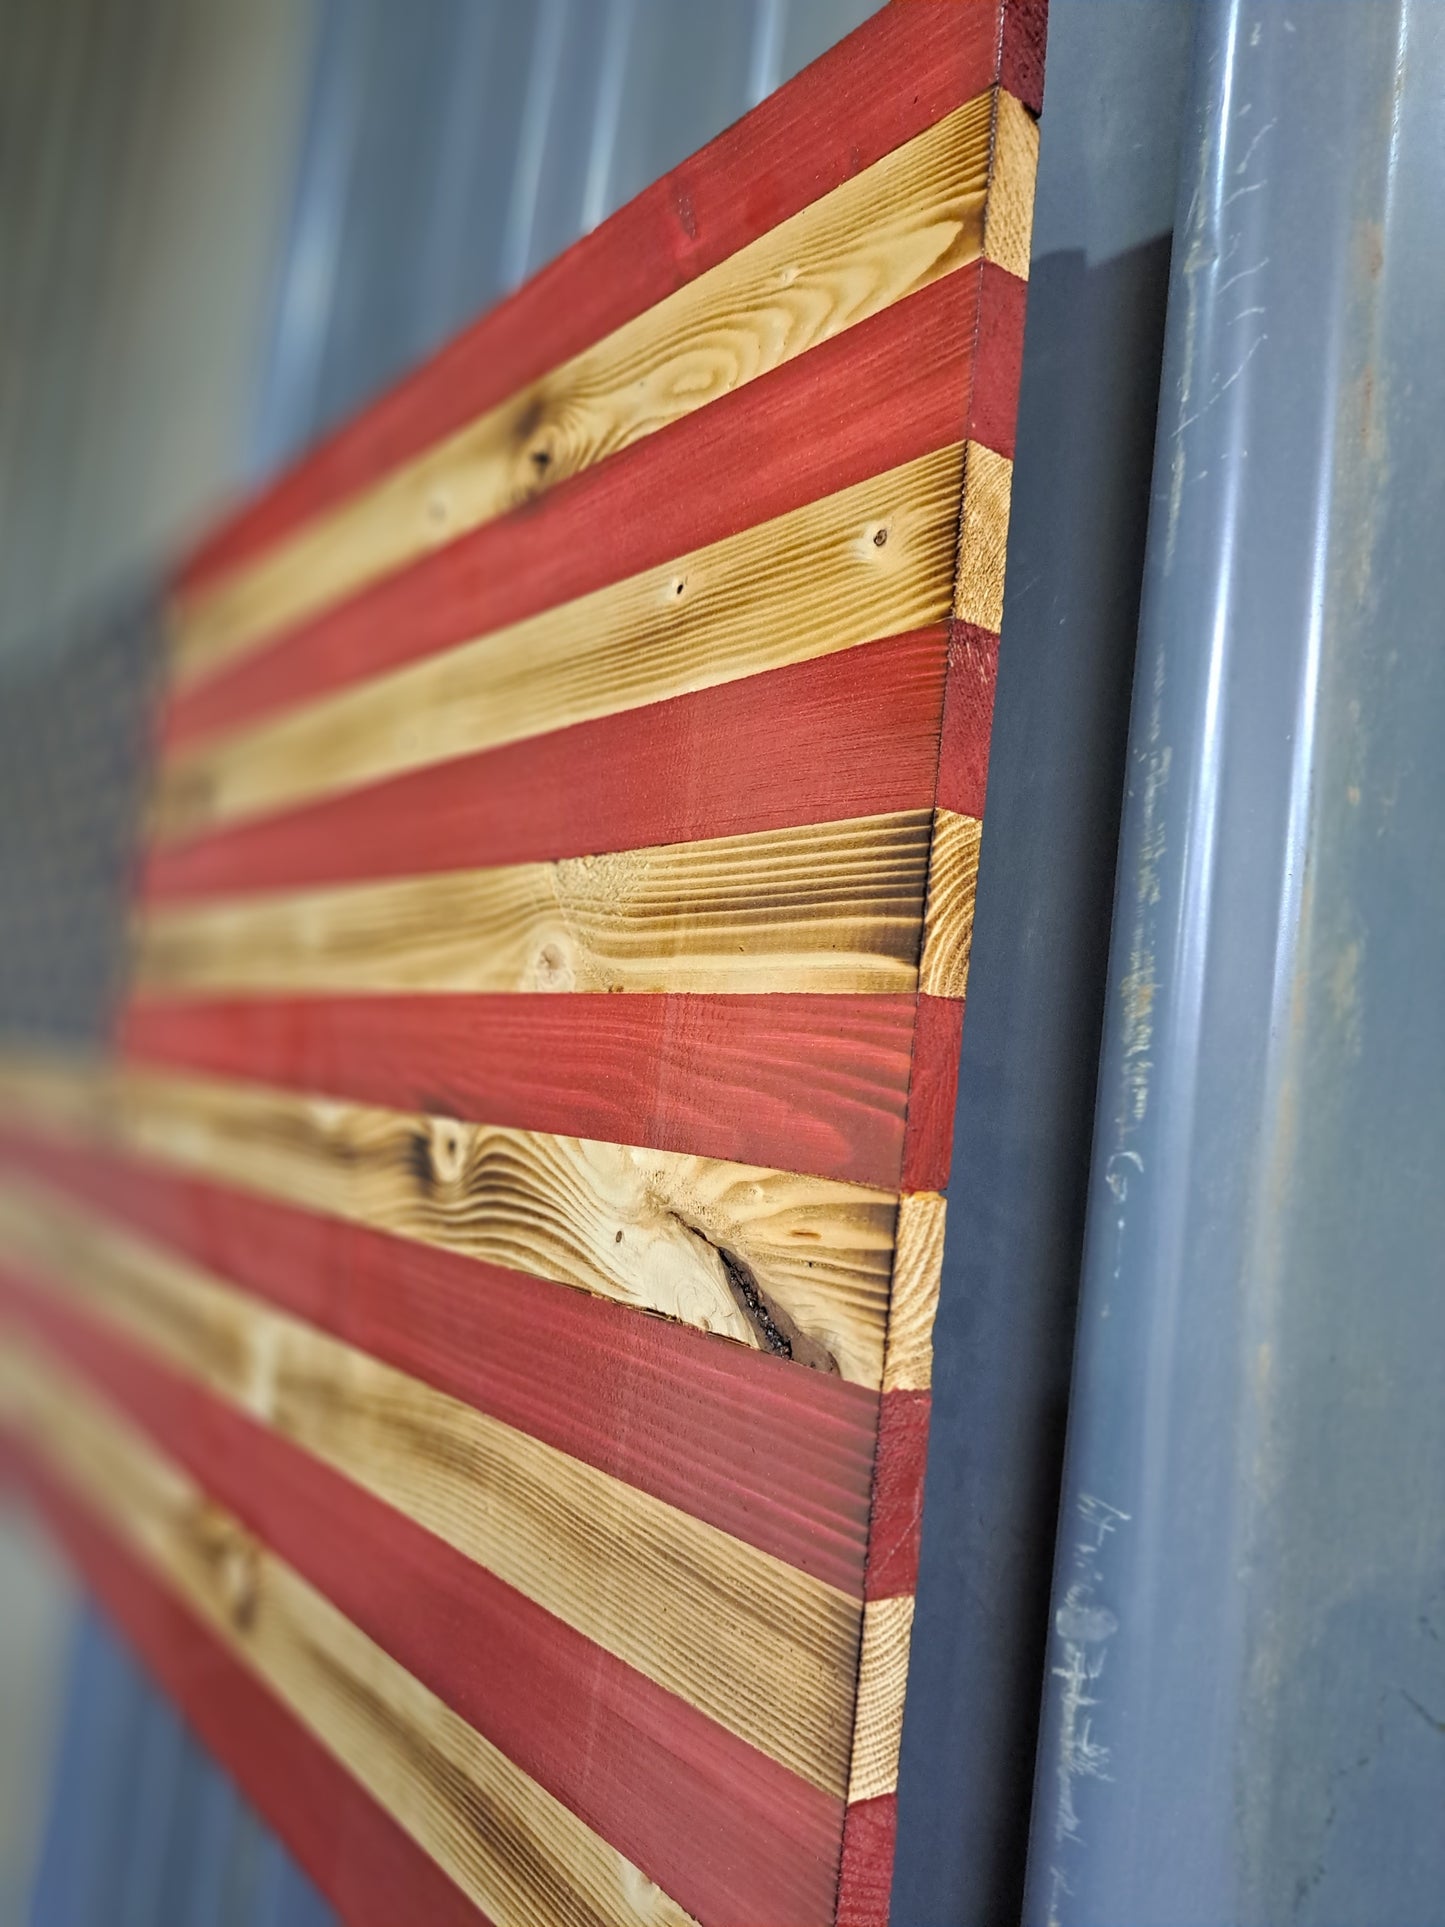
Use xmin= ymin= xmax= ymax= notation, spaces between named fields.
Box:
xmin=1026 ymin=3 xmax=1445 ymax=1922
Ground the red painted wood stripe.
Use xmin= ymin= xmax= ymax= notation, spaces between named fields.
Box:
xmin=836 ymin=1793 xmax=898 ymax=1927
xmin=143 ymin=626 xmax=952 ymax=905
xmin=164 ymin=259 xmax=1021 ymax=752
xmin=900 ymin=995 xmax=965 ymax=1195
xmin=936 ymin=620 xmax=1002 ymax=822
xmin=0 ymin=1128 xmax=876 ymax=1595
xmin=1000 ymin=0 xmax=1051 ymax=115
xmin=865 ymin=1390 xmax=932 ymax=1602
xmin=176 ymin=1 xmax=1011 ymax=600
xmin=120 ymin=992 xmax=917 ymax=1191
xmin=2 ymin=1445 xmax=489 ymax=1927
xmin=962 ymin=250 xmax=1029 ymax=465
xmin=1 ymin=1278 xmax=844 ymax=1927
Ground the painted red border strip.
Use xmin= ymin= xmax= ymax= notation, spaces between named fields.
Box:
xmin=0 ymin=1129 xmax=877 ymax=1595
xmin=836 ymin=1794 xmax=898 ymax=1927
xmin=164 ymin=260 xmax=1019 ymax=751
xmin=900 ymin=995 xmax=965 ymax=1194
xmin=936 ymin=619 xmax=1002 ymax=822
xmin=2 ymin=1444 xmax=488 ymax=1927
xmin=2 ymin=1282 xmax=845 ymax=1927
xmin=1000 ymin=0 xmax=1050 ymax=114
xmin=121 ymin=992 xmax=917 ymax=1191
xmin=864 ymin=1391 xmax=932 ymax=1603
xmin=145 ymin=625 xmax=951 ymax=904
xmin=177 ymin=2 xmax=1010 ymax=600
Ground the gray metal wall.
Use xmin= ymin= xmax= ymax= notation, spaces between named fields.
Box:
xmin=1025 ymin=3 xmax=1445 ymax=1923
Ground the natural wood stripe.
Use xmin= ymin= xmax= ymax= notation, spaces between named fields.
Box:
xmin=0 ymin=1179 xmax=861 ymax=1794
xmin=170 ymin=94 xmax=996 ymax=689
xmin=982 ymin=90 xmax=1039 ymax=283
xmin=0 ymin=1057 xmax=895 ymax=1387
xmin=917 ymin=808 xmax=981 ymax=1001
xmin=883 ymin=1193 xmax=946 ymax=1395
xmin=846 ymin=1594 xmax=916 ymax=1804
xmin=952 ymin=440 xmax=1014 ymax=635
xmin=134 ymin=812 xmax=933 ymax=999
xmin=0 ymin=1335 xmax=699 ymax=1927
xmin=154 ymin=443 xmax=966 ymax=849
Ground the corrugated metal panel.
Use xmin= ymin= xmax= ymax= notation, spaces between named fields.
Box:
xmin=1025 ymin=3 xmax=1445 ymax=1921
xmin=251 ymin=0 xmax=876 ymax=474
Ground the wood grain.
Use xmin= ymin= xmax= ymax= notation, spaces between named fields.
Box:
xmin=0 ymin=1333 xmax=700 ymax=1927
xmin=952 ymin=440 xmax=1015 ymax=635
xmin=846 ymin=1595 xmax=916 ymax=1803
xmin=0 ymin=1057 xmax=897 ymax=1386
xmin=1 ymin=1272 xmax=846 ymax=1927
xmin=0 ymin=1181 xmax=862 ymax=1795
xmin=162 ymin=262 xmax=1019 ymax=757
xmin=171 ymin=94 xmax=994 ymax=686
xmin=119 ymin=992 xmax=918 ymax=1189
xmin=0 ymin=1124 xmax=878 ymax=1594
xmin=899 ymin=995 xmax=965 ymax=1194
xmin=917 ymin=809 xmax=983 ymax=1000
xmin=135 ymin=812 xmax=933 ymax=999
xmin=936 ymin=619 xmax=1001 ymax=822
xmin=862 ymin=1391 xmax=932 ymax=1604
xmin=155 ymin=444 xmax=965 ymax=848
xmin=982 ymin=90 xmax=1040 ymax=283
xmin=836 ymin=1794 xmax=897 ymax=1927
xmin=882 ymin=1193 xmax=947 ymax=1396
xmin=176 ymin=2 xmax=1015 ymax=598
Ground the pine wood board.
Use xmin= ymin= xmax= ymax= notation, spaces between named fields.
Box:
xmin=0 ymin=1124 xmax=877 ymax=1595
xmin=3 ymin=1446 xmax=490 ymax=1927
xmin=119 ymin=991 xmax=921 ymax=1190
xmin=176 ymin=1 xmax=1038 ymax=601
xmin=1 ymin=3 xmax=1049 ymax=1918
xmin=169 ymin=92 xmax=996 ymax=687
xmin=133 ymin=812 xmax=935 ymax=999
xmin=154 ymin=444 xmax=966 ymax=847
xmin=0 ymin=1056 xmax=897 ymax=1387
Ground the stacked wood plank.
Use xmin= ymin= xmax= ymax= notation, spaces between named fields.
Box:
xmin=0 ymin=4 xmax=1045 ymax=1921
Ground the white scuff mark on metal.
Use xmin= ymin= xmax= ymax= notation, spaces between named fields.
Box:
xmin=1117 ymin=642 xmax=1170 ymax=1153
xmin=1218 ymin=253 xmax=1271 ymax=296
xmin=1046 ymin=1493 xmax=1131 ymax=1927
xmin=1176 ymin=329 xmax=1270 ymax=435
xmin=1234 ymin=116 xmax=1278 ymax=175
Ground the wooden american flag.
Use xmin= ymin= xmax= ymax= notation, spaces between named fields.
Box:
xmin=0 ymin=3 xmax=1045 ymax=1920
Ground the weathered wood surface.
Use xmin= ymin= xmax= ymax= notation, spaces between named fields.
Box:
xmin=0 ymin=1123 xmax=877 ymax=1593
xmin=0 ymin=1178 xmax=861 ymax=1792
xmin=135 ymin=812 xmax=936 ymax=998
xmin=0 ymin=4 xmax=1045 ymax=1921
xmin=169 ymin=94 xmax=996 ymax=687
xmin=118 ymin=991 xmax=921 ymax=1189
xmin=144 ymin=624 xmax=956 ymax=902
xmin=0 ymin=1336 xmax=701 ymax=1927
xmin=154 ymin=446 xmax=966 ymax=846
xmin=0 ymin=1057 xmax=897 ymax=1385
xmin=1 ymin=1275 xmax=847 ymax=1926
xmin=175 ymin=2 xmax=1041 ymax=603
